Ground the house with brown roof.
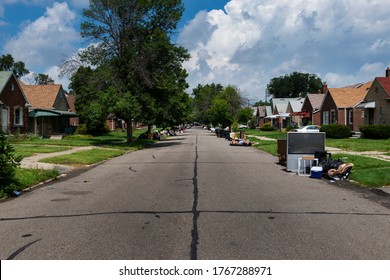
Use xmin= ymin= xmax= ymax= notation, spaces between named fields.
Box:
xmin=300 ymin=93 xmax=326 ymax=126
xmin=66 ymin=93 xmax=79 ymax=127
xmin=20 ymin=81 xmax=77 ymax=137
xmin=358 ymin=68 xmax=390 ymax=125
xmin=320 ymin=81 xmax=372 ymax=132
xmin=0 ymin=71 xmax=30 ymax=133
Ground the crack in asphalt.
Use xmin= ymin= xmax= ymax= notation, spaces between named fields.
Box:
xmin=190 ymin=132 xmax=199 ymax=260
xmin=6 ymin=239 xmax=42 ymax=260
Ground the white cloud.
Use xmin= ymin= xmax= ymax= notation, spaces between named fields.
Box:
xmin=178 ymin=0 xmax=390 ymax=101
xmin=3 ymin=2 xmax=80 ymax=70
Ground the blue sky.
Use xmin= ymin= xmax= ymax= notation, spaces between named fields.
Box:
xmin=1 ymin=0 xmax=390 ymax=101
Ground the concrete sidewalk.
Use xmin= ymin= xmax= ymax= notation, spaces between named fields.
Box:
xmin=20 ymin=146 xmax=94 ymax=174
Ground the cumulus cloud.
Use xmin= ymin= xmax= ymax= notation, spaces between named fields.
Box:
xmin=3 ymin=2 xmax=79 ymax=70
xmin=178 ymin=0 xmax=390 ymax=100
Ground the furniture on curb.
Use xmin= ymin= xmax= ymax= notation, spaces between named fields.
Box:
xmin=297 ymin=156 xmax=319 ymax=176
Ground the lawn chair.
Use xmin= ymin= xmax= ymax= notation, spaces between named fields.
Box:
xmin=327 ymin=163 xmax=354 ymax=180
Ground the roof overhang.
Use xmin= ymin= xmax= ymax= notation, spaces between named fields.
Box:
xmin=29 ymin=109 xmax=78 ymax=118
xmin=356 ymin=101 xmax=376 ymax=109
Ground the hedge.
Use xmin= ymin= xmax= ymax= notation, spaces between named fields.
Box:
xmin=360 ymin=124 xmax=390 ymax=139
xmin=320 ymin=124 xmax=351 ymax=138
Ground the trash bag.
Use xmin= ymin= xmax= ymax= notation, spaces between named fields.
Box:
xmin=320 ymin=158 xmax=344 ymax=173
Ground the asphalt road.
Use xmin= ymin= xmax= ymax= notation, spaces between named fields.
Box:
xmin=0 ymin=127 xmax=389 ymax=260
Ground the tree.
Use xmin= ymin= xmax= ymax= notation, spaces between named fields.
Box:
xmin=192 ymin=83 xmax=245 ymax=128
xmin=34 ymin=73 xmax=55 ymax=85
xmin=253 ymin=100 xmax=271 ymax=106
xmin=192 ymin=83 xmax=224 ymax=123
xmin=267 ymin=72 xmax=322 ymax=98
xmin=0 ymin=131 xmax=21 ymax=196
xmin=77 ymin=0 xmax=188 ymax=142
xmin=220 ymin=85 xmax=244 ymax=118
xmin=208 ymin=98 xmax=233 ymax=128
xmin=0 ymin=54 xmax=29 ymax=77
xmin=236 ymin=107 xmax=254 ymax=124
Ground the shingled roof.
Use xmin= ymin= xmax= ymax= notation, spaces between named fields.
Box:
xmin=305 ymin=93 xmax=325 ymax=111
xmin=19 ymin=81 xmax=63 ymax=109
xmin=376 ymin=77 xmax=390 ymax=98
xmin=328 ymin=81 xmax=372 ymax=108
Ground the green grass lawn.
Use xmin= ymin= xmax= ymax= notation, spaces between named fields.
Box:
xmin=247 ymin=136 xmax=278 ymax=156
xmin=10 ymin=130 xmax=149 ymax=147
xmin=13 ymin=145 xmax=72 ymax=159
xmin=39 ymin=148 xmax=125 ymax=166
xmin=0 ymin=168 xmax=60 ymax=199
xmin=326 ymin=138 xmax=390 ymax=152
xmin=330 ymin=153 xmax=390 ymax=187
xmin=245 ymin=129 xmax=287 ymax=139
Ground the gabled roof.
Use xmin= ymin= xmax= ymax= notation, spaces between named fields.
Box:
xmin=0 ymin=71 xmax=29 ymax=103
xmin=328 ymin=81 xmax=372 ymax=108
xmin=0 ymin=71 xmax=13 ymax=93
xmin=66 ymin=94 xmax=76 ymax=112
xmin=19 ymin=81 xmax=63 ymax=109
xmin=376 ymin=77 xmax=390 ymax=98
xmin=288 ymin=99 xmax=304 ymax=113
xmin=256 ymin=105 xmax=272 ymax=117
xmin=305 ymin=94 xmax=325 ymax=111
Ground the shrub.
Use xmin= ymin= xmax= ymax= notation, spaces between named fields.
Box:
xmin=260 ymin=124 xmax=275 ymax=131
xmin=0 ymin=131 xmax=21 ymax=196
xmin=286 ymin=125 xmax=295 ymax=131
xmin=75 ymin=124 xmax=88 ymax=135
xmin=320 ymin=124 xmax=351 ymax=138
xmin=360 ymin=124 xmax=390 ymax=139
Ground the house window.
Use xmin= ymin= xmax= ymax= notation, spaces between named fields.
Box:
xmin=330 ymin=110 xmax=336 ymax=124
xmin=14 ymin=106 xmax=23 ymax=126
xmin=380 ymin=107 xmax=385 ymax=115
xmin=348 ymin=110 xmax=353 ymax=124
xmin=323 ymin=111 xmax=329 ymax=125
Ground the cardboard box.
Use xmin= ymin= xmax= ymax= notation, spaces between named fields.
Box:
xmin=310 ymin=166 xmax=323 ymax=179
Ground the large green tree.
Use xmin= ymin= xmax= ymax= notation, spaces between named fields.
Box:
xmin=0 ymin=54 xmax=29 ymax=77
xmin=76 ymin=0 xmax=188 ymax=142
xmin=192 ymin=83 xmax=224 ymax=123
xmin=267 ymin=71 xmax=322 ymax=98
xmin=192 ymin=84 xmax=245 ymax=128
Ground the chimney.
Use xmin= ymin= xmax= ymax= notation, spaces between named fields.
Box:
xmin=322 ymin=82 xmax=328 ymax=94
xmin=386 ymin=67 xmax=390 ymax=78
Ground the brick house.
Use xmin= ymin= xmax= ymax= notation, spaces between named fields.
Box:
xmin=300 ymin=93 xmax=326 ymax=126
xmin=359 ymin=68 xmax=390 ymax=125
xmin=320 ymin=82 xmax=372 ymax=132
xmin=255 ymin=105 xmax=272 ymax=127
xmin=20 ymin=81 xmax=77 ymax=137
xmin=286 ymin=99 xmax=304 ymax=127
xmin=0 ymin=71 xmax=30 ymax=133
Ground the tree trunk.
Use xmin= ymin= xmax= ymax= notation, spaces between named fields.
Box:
xmin=126 ymin=120 xmax=133 ymax=143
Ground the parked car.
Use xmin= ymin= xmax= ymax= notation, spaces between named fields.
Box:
xmin=238 ymin=124 xmax=248 ymax=129
xmin=293 ymin=125 xmax=321 ymax=132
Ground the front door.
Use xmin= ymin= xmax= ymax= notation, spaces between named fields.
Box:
xmin=1 ymin=108 xmax=8 ymax=133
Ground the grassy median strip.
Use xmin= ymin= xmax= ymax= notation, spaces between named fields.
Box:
xmin=39 ymin=148 xmax=125 ymax=166
xmin=331 ymin=153 xmax=390 ymax=187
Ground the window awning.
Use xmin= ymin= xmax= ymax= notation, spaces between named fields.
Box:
xmin=265 ymin=113 xmax=290 ymax=119
xmin=29 ymin=109 xmax=78 ymax=118
xmin=357 ymin=101 xmax=376 ymax=109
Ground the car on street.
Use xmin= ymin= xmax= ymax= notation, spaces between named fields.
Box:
xmin=293 ymin=125 xmax=321 ymax=132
